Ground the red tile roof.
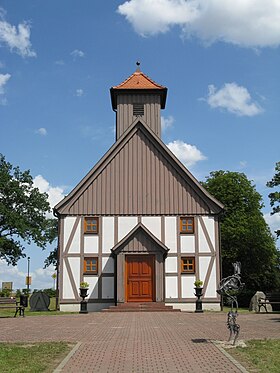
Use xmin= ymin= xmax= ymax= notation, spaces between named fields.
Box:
xmin=113 ymin=69 xmax=166 ymax=90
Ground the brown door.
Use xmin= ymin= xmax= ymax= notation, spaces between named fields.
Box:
xmin=126 ymin=255 xmax=154 ymax=302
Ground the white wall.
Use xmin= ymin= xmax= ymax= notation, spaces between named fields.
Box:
xmin=84 ymin=276 xmax=98 ymax=299
xmin=181 ymin=275 xmax=196 ymax=298
xmin=165 ymin=257 xmax=177 ymax=273
xmin=102 ymin=257 xmax=114 ymax=274
xmin=118 ymin=217 xmax=138 ymax=241
xmin=102 ymin=277 xmax=114 ymax=299
xmin=165 ymin=276 xmax=178 ymax=298
xmin=165 ymin=217 xmax=177 ymax=252
xmin=180 ymin=235 xmax=195 ymax=253
xmin=141 ymin=217 xmax=161 ymax=239
xmin=102 ymin=217 xmax=114 ymax=253
xmin=84 ymin=235 xmax=99 ymax=253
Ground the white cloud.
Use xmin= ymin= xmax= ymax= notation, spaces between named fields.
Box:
xmin=71 ymin=49 xmax=85 ymax=58
xmin=205 ymin=83 xmax=263 ymax=116
xmin=33 ymin=175 xmax=65 ymax=215
xmin=0 ymin=259 xmax=55 ymax=290
xmin=55 ymin=60 xmax=65 ymax=66
xmin=0 ymin=8 xmax=36 ymax=57
xmin=0 ymin=73 xmax=11 ymax=94
xmin=118 ymin=0 xmax=280 ymax=48
xmin=161 ymin=115 xmax=174 ymax=131
xmin=76 ymin=88 xmax=84 ymax=97
xmin=264 ymin=212 xmax=280 ymax=239
xmin=0 ymin=60 xmax=5 ymax=68
xmin=167 ymin=139 xmax=206 ymax=167
xmin=35 ymin=127 xmax=47 ymax=136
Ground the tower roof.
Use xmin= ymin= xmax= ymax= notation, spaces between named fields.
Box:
xmin=110 ymin=64 xmax=167 ymax=109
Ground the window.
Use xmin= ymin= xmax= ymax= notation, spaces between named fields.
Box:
xmin=180 ymin=217 xmax=194 ymax=234
xmin=181 ymin=257 xmax=195 ymax=274
xmin=84 ymin=217 xmax=99 ymax=234
xmin=133 ymin=103 xmax=144 ymax=116
xmin=84 ymin=257 xmax=98 ymax=274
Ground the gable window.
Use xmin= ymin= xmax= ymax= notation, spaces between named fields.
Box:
xmin=133 ymin=103 xmax=144 ymax=116
xmin=181 ymin=257 xmax=195 ymax=274
xmin=180 ymin=217 xmax=194 ymax=234
xmin=84 ymin=257 xmax=98 ymax=275
xmin=84 ymin=217 xmax=99 ymax=234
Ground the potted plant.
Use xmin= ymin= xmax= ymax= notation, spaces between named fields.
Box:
xmin=194 ymin=280 xmax=203 ymax=313
xmin=79 ymin=282 xmax=89 ymax=298
xmin=79 ymin=282 xmax=89 ymax=314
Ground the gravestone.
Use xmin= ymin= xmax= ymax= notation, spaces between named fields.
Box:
xmin=30 ymin=292 xmax=50 ymax=311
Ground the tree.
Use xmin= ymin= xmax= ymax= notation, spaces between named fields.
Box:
xmin=267 ymin=161 xmax=280 ymax=238
xmin=202 ymin=170 xmax=280 ymax=292
xmin=0 ymin=154 xmax=57 ymax=265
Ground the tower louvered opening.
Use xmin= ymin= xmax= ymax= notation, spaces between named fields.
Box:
xmin=133 ymin=103 xmax=144 ymax=116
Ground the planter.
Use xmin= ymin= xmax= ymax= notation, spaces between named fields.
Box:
xmin=194 ymin=287 xmax=203 ymax=313
xmin=79 ymin=287 xmax=89 ymax=314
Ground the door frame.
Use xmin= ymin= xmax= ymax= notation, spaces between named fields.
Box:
xmin=125 ymin=254 xmax=155 ymax=302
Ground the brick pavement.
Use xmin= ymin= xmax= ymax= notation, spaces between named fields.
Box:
xmin=0 ymin=312 xmax=279 ymax=372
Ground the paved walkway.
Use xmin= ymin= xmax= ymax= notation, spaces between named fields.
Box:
xmin=0 ymin=312 xmax=279 ymax=372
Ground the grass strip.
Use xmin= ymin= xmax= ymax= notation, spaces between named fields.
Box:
xmin=229 ymin=339 xmax=280 ymax=373
xmin=0 ymin=342 xmax=73 ymax=373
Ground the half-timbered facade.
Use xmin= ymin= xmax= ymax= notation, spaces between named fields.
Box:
xmin=54 ymin=66 xmax=224 ymax=311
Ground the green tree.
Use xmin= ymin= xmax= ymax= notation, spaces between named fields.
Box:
xmin=202 ymin=170 xmax=280 ymax=291
xmin=267 ymin=161 xmax=280 ymax=238
xmin=0 ymin=154 xmax=57 ymax=265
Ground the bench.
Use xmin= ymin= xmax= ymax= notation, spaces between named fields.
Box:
xmin=258 ymin=292 xmax=280 ymax=313
xmin=0 ymin=297 xmax=25 ymax=317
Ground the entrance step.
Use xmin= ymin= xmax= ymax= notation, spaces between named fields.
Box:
xmin=102 ymin=302 xmax=181 ymax=312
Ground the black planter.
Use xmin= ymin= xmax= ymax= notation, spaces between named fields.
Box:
xmin=79 ymin=288 xmax=89 ymax=314
xmin=194 ymin=287 xmax=203 ymax=313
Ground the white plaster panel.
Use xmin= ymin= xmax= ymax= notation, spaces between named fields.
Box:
xmin=102 ymin=277 xmax=114 ymax=299
xmin=62 ymin=259 xmax=74 ymax=299
xmin=199 ymin=256 xmax=211 ymax=285
xmin=165 ymin=217 xmax=177 ymax=253
xmin=202 ymin=216 xmax=215 ymax=249
xmin=102 ymin=217 xmax=114 ymax=253
xmin=141 ymin=217 xmax=161 ymax=240
xmin=204 ymin=259 xmax=217 ymax=298
xmin=84 ymin=276 xmax=98 ymax=299
xmin=180 ymin=235 xmax=195 ymax=253
xmin=165 ymin=257 xmax=177 ymax=273
xmin=68 ymin=220 xmax=81 ymax=253
xmin=102 ymin=257 xmax=114 ymax=274
xmin=68 ymin=257 xmax=80 ymax=295
xmin=60 ymin=304 xmax=80 ymax=312
xmin=165 ymin=276 xmax=178 ymax=299
xmin=63 ymin=217 xmax=76 ymax=252
xmin=181 ymin=275 xmax=196 ymax=298
xmin=118 ymin=217 xmax=138 ymax=241
xmin=198 ymin=219 xmax=211 ymax=253
xmin=84 ymin=235 xmax=99 ymax=253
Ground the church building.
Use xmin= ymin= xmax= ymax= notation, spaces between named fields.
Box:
xmin=54 ymin=65 xmax=224 ymax=312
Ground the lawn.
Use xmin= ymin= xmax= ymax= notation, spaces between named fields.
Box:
xmin=0 ymin=297 xmax=77 ymax=317
xmin=229 ymin=339 xmax=280 ymax=373
xmin=0 ymin=342 xmax=73 ymax=373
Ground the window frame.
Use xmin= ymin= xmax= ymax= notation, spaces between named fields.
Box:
xmin=180 ymin=217 xmax=194 ymax=234
xmin=84 ymin=217 xmax=99 ymax=234
xmin=83 ymin=257 xmax=98 ymax=275
xmin=181 ymin=257 xmax=195 ymax=274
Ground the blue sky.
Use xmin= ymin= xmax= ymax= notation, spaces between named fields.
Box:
xmin=1 ymin=0 xmax=279 ymax=290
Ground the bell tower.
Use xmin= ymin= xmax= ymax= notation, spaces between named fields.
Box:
xmin=110 ymin=63 xmax=167 ymax=140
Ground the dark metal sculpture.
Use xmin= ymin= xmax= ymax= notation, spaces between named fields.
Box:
xmin=217 ymin=262 xmax=245 ymax=345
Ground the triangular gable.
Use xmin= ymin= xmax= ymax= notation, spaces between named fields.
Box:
xmin=111 ymin=223 xmax=169 ymax=255
xmin=54 ymin=118 xmax=223 ymax=216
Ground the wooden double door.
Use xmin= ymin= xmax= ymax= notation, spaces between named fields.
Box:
xmin=126 ymin=255 xmax=154 ymax=302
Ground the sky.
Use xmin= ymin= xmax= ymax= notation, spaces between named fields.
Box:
xmin=0 ymin=0 xmax=279 ymax=291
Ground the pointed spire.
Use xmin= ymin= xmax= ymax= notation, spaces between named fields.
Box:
xmin=136 ymin=61 xmax=141 ymax=72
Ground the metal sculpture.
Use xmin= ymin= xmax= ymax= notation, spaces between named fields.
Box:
xmin=217 ymin=262 xmax=245 ymax=345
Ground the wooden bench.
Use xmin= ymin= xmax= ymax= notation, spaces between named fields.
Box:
xmin=258 ymin=292 xmax=280 ymax=313
xmin=0 ymin=297 xmax=25 ymax=317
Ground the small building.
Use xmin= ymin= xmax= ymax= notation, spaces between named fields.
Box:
xmin=54 ymin=65 xmax=224 ymax=312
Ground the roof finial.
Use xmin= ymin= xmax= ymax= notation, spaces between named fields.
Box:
xmin=136 ymin=61 xmax=141 ymax=72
